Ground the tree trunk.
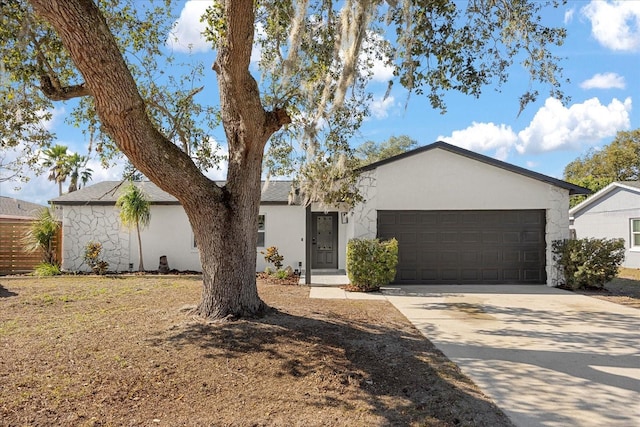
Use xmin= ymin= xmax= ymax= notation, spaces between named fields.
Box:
xmin=136 ymin=221 xmax=144 ymax=272
xmin=28 ymin=0 xmax=290 ymax=320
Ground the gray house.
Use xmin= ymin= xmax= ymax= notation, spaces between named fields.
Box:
xmin=570 ymin=181 xmax=640 ymax=268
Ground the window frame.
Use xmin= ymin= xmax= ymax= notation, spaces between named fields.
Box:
xmin=631 ymin=218 xmax=640 ymax=250
xmin=257 ymin=214 xmax=266 ymax=248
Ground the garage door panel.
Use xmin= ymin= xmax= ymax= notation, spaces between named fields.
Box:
xmin=483 ymin=251 xmax=499 ymax=264
xmin=441 ymin=232 xmax=458 ymax=243
xmin=461 ymin=269 xmax=479 ymax=280
xmin=398 ymin=213 xmax=418 ymax=225
xmin=524 ymin=270 xmax=542 ymax=281
xmin=524 ymin=251 xmax=541 ymax=262
xmin=503 ymin=251 xmax=521 ymax=262
xmin=502 ymin=232 xmax=520 ymax=243
xmin=420 ymin=269 xmax=438 ymax=281
xmin=378 ymin=210 xmax=546 ymax=285
xmin=482 ymin=269 xmax=499 ymax=281
xmin=503 ymin=269 xmax=521 ymax=281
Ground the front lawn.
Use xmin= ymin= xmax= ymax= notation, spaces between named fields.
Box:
xmin=0 ymin=276 xmax=512 ymax=426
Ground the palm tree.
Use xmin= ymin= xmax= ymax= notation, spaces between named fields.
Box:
xmin=116 ymin=182 xmax=151 ymax=272
xmin=23 ymin=207 xmax=60 ymax=265
xmin=67 ymin=153 xmax=93 ymax=192
xmin=42 ymin=145 xmax=70 ymax=196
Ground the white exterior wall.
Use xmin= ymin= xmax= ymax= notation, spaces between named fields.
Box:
xmin=61 ymin=205 xmax=130 ymax=272
xmin=350 ymin=148 xmax=572 ymax=286
xmin=134 ymin=205 xmax=201 ymax=271
xmin=572 ymin=188 xmax=640 ymax=268
xmin=62 ymin=202 xmax=339 ymax=273
xmin=256 ymin=204 xmax=348 ymax=272
xmin=257 ymin=205 xmax=306 ymax=272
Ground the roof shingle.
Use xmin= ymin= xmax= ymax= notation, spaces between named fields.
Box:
xmin=49 ymin=181 xmax=296 ymax=205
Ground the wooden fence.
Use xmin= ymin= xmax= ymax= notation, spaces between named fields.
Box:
xmin=0 ymin=218 xmax=62 ymax=275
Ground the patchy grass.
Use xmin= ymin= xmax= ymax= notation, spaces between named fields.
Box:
xmin=0 ymin=276 xmax=512 ymax=426
xmin=573 ymin=267 xmax=640 ymax=309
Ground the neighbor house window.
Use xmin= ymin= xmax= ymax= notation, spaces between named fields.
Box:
xmin=257 ymin=215 xmax=265 ymax=247
xmin=632 ymin=219 xmax=640 ymax=249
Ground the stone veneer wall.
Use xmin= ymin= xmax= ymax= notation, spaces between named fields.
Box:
xmin=62 ymin=205 xmax=130 ymax=272
xmin=352 ymin=170 xmax=378 ymax=239
xmin=545 ymin=185 xmax=571 ymax=287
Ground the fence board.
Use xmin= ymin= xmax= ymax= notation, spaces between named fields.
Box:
xmin=0 ymin=219 xmax=61 ymax=275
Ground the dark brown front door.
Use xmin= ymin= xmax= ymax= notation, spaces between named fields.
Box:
xmin=312 ymin=212 xmax=338 ymax=269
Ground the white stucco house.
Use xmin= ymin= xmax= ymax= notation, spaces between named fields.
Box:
xmin=50 ymin=141 xmax=589 ymax=285
xmin=569 ymin=181 xmax=640 ymax=269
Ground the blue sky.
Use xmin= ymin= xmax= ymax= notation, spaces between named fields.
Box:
xmin=2 ymin=0 xmax=639 ymax=205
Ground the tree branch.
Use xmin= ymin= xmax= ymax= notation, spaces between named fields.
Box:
xmin=39 ymin=74 xmax=90 ymax=100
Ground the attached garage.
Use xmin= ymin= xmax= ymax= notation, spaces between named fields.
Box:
xmin=349 ymin=141 xmax=590 ymax=287
xmin=377 ymin=209 xmax=546 ymax=284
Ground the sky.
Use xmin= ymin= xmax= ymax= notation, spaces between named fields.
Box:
xmin=1 ymin=0 xmax=639 ymax=206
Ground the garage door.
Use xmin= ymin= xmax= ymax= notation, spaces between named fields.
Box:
xmin=377 ymin=210 xmax=546 ymax=284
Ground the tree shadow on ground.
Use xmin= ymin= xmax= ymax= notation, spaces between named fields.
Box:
xmin=0 ymin=283 xmax=18 ymax=298
xmin=149 ymin=306 xmax=514 ymax=426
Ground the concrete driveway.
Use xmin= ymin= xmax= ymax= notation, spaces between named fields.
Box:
xmin=310 ymin=284 xmax=640 ymax=426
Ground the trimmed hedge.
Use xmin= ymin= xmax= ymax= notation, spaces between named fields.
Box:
xmin=346 ymin=238 xmax=398 ymax=291
xmin=552 ymin=238 xmax=625 ymax=289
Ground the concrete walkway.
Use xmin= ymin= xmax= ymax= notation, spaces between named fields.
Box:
xmin=309 ymin=284 xmax=640 ymax=427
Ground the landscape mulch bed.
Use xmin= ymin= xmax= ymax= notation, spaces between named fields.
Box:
xmin=0 ymin=276 xmax=513 ymax=426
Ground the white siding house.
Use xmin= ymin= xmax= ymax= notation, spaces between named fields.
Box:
xmin=51 ymin=142 xmax=588 ymax=285
xmin=570 ymin=181 xmax=640 ymax=269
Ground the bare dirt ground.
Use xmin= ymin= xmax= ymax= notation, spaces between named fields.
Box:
xmin=573 ymin=267 xmax=640 ymax=309
xmin=0 ymin=276 xmax=513 ymax=427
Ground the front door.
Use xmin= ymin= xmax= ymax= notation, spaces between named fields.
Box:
xmin=312 ymin=212 xmax=338 ymax=269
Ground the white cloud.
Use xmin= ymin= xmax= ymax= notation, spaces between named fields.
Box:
xmin=166 ymin=1 xmax=211 ymax=53
xmin=437 ymin=122 xmax=518 ymax=161
xmin=580 ymin=72 xmax=626 ymax=90
xmin=582 ymin=1 xmax=640 ymax=51
xmin=516 ymin=97 xmax=632 ymax=154
xmin=368 ymin=95 xmax=396 ymax=119
xmin=436 ymin=97 xmax=632 ymax=161
xmin=361 ymin=33 xmax=395 ymax=83
xmin=564 ymin=8 xmax=575 ymax=25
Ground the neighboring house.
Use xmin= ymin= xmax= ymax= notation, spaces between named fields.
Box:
xmin=50 ymin=141 xmax=589 ymax=285
xmin=569 ymin=181 xmax=640 ymax=269
xmin=0 ymin=196 xmax=46 ymax=220
xmin=0 ymin=197 xmax=53 ymax=275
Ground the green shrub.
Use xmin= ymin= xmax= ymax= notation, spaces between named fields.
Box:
xmin=347 ymin=238 xmax=398 ymax=291
xmin=83 ymin=241 xmax=109 ymax=275
xmin=552 ymin=238 xmax=625 ymax=289
xmin=275 ymin=269 xmax=290 ymax=280
xmin=34 ymin=262 xmax=61 ymax=277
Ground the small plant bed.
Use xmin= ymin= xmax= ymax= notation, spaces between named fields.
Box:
xmin=259 ymin=246 xmax=301 ymax=286
xmin=257 ymin=271 xmax=300 ymax=286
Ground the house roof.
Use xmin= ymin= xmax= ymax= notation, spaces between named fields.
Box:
xmin=358 ymin=141 xmax=591 ymax=196
xmin=569 ymin=181 xmax=640 ymax=216
xmin=0 ymin=196 xmax=47 ymax=219
xmin=49 ymin=180 xmax=296 ymax=206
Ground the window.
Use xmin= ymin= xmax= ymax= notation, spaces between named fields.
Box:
xmin=632 ymin=219 xmax=640 ymax=249
xmin=257 ymin=214 xmax=265 ymax=247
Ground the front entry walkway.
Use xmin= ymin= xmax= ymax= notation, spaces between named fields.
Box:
xmin=310 ymin=284 xmax=640 ymax=426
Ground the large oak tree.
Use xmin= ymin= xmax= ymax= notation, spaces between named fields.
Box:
xmin=3 ymin=0 xmax=567 ymax=319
